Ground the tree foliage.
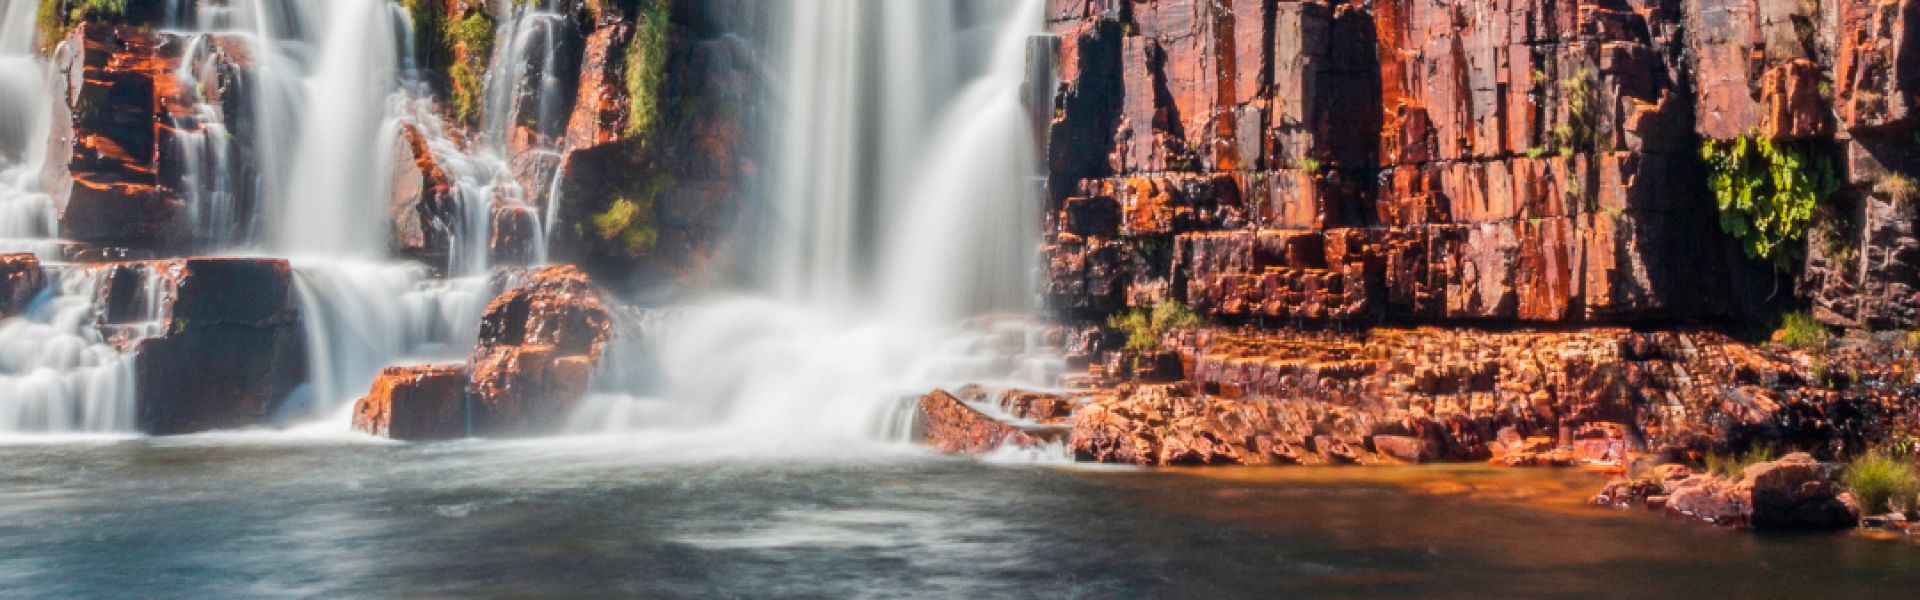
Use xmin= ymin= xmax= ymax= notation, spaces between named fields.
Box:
xmin=1107 ymin=301 xmax=1205 ymax=353
xmin=1701 ymin=135 xmax=1837 ymax=270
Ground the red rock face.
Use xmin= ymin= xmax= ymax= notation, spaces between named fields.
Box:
xmin=1045 ymin=0 xmax=1867 ymax=326
xmin=949 ymin=326 xmax=1905 ymax=467
xmin=0 ymin=254 xmax=45 ymax=317
xmin=352 ymin=365 xmax=472 ymax=441
xmin=547 ymin=14 xmax=762 ymax=296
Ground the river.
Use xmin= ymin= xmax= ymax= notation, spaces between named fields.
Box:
xmin=4 ymin=437 xmax=1918 ymax=598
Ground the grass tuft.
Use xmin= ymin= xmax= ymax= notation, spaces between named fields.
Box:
xmin=1845 ymin=449 xmax=1919 ymax=516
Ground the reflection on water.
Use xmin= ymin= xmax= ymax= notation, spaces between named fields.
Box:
xmin=3 ymin=439 xmax=1920 ymax=598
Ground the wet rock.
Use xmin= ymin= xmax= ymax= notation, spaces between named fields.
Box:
xmin=352 ymin=365 xmax=471 ymax=441
xmin=52 ymin=24 xmax=187 ymax=251
xmin=489 ymin=202 xmax=543 ymax=267
xmin=915 ymin=390 xmax=1066 ymax=455
xmin=466 ymin=265 xmax=614 ymax=437
xmin=0 ymin=254 xmax=45 ymax=317
xmin=51 ymin=24 xmax=261 ymax=253
xmin=133 ymin=258 xmax=307 ymax=435
xmin=389 ymin=124 xmax=457 ymax=272
xmin=1664 ymin=476 xmax=1751 ymax=527
xmin=1372 ymin=434 xmax=1435 ymax=464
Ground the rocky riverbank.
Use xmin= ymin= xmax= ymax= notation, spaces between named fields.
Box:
xmin=916 ymin=323 xmax=1920 ymax=535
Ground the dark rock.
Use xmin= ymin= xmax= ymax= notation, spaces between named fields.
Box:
xmin=133 ymin=258 xmax=307 ymax=435
xmin=0 ymin=254 xmax=45 ymax=317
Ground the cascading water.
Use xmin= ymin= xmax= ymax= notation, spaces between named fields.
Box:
xmin=0 ymin=0 xmax=59 ymax=258
xmin=570 ymin=0 xmax=1059 ymax=445
xmin=0 ymin=266 xmax=161 ymax=435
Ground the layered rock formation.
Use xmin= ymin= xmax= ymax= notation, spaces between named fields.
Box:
xmin=49 ymin=22 xmax=259 ymax=255
xmin=0 ymin=254 xmax=44 ymax=317
xmin=1043 ymin=0 xmax=1920 ymax=326
xmin=923 ymin=326 xmax=1914 ymax=468
xmin=128 ymin=259 xmax=307 ymax=434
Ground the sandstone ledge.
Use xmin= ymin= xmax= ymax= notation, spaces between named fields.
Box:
xmin=921 ymin=326 xmax=1916 ymax=469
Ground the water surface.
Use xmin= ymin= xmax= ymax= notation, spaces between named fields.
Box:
xmin=3 ymin=437 xmax=1918 ymax=598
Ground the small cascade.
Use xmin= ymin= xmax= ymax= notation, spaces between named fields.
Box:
xmin=876 ymin=1 xmax=1042 ymax=328
xmin=288 ymin=261 xmax=493 ymax=424
xmin=167 ymin=35 xmax=245 ymax=246
xmin=0 ymin=265 xmax=166 ymax=434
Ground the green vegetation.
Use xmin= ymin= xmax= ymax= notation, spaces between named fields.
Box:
xmin=1293 ymin=157 xmax=1321 ymax=172
xmin=446 ymin=11 xmax=495 ymax=124
xmin=1107 ymin=301 xmax=1205 ymax=353
xmin=587 ymin=174 xmax=674 ymax=258
xmin=1700 ymin=135 xmax=1838 ymax=269
xmin=1704 ymin=444 xmax=1774 ymax=480
xmin=35 ymin=0 xmax=127 ymax=51
xmin=622 ymin=0 xmax=672 ymax=140
xmin=401 ymin=0 xmax=449 ymax=77
xmin=1557 ymin=67 xmax=1606 ymax=155
xmin=1844 ymin=449 xmax=1919 ymax=516
xmin=1901 ymin=330 xmax=1920 ymax=352
xmin=1525 ymin=146 xmax=1547 ymax=160
xmin=1775 ymin=310 xmax=1832 ymax=351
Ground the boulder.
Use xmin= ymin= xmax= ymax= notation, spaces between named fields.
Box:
xmin=1744 ymin=453 xmax=1859 ymax=530
xmin=466 ymin=265 xmax=614 ymax=436
xmin=352 ymin=365 xmax=471 ymax=441
xmin=132 ymin=258 xmax=307 ymax=434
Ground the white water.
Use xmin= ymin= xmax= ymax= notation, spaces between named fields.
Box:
xmin=288 ymin=261 xmax=492 ymax=426
xmin=0 ymin=266 xmax=160 ymax=434
xmin=571 ymin=0 xmax=1057 ymax=444
xmin=0 ymin=0 xmax=1057 ymax=443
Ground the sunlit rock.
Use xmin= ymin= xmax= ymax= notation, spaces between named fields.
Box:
xmin=466 ymin=265 xmax=614 ymax=437
xmin=914 ymin=389 xmax=1067 ymax=456
xmin=352 ymin=365 xmax=471 ymax=441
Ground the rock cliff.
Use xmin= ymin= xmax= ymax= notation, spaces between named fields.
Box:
xmin=1043 ymin=0 xmax=1920 ymax=327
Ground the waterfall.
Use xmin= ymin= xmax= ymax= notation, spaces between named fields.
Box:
xmin=578 ymin=0 xmax=1054 ymax=443
xmin=0 ymin=266 xmax=156 ymax=435
xmin=275 ymin=0 xmax=402 ymax=261
xmin=876 ymin=1 xmax=1042 ymax=328
xmin=0 ymin=0 xmax=57 ymax=259
xmin=288 ymin=262 xmax=491 ymax=426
